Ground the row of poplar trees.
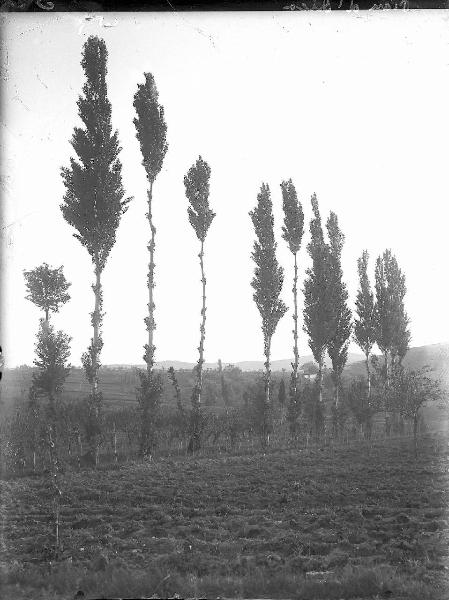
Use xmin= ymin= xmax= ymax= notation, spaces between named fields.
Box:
xmin=27 ymin=35 xmax=410 ymax=464
xmin=59 ymin=36 xmax=215 ymax=463
xmin=250 ymin=181 xmax=410 ymax=447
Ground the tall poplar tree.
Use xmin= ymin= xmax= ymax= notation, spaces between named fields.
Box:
xmin=133 ymin=72 xmax=168 ymax=456
xmin=326 ymin=212 xmax=352 ymax=409
xmin=387 ymin=255 xmax=411 ymax=368
xmin=353 ymin=250 xmax=376 ymax=398
xmin=184 ymin=156 xmax=215 ymax=452
xmin=303 ymin=194 xmax=332 ymax=404
xmin=374 ymin=250 xmax=410 ymax=383
xmin=250 ymin=183 xmax=287 ymax=448
xmin=280 ymin=179 xmax=304 ymax=434
xmin=60 ymin=36 xmax=130 ymax=465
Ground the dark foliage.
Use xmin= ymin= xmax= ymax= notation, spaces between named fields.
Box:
xmin=184 ymin=157 xmax=215 ymax=452
xmin=354 ymin=250 xmax=376 ymax=359
xmin=31 ymin=321 xmax=71 ymax=411
xmin=281 ymin=179 xmax=304 ymax=437
xmin=374 ymin=250 xmax=411 ymax=373
xmin=250 ymin=183 xmax=287 ymax=447
xmin=60 ymin=36 xmax=130 ymax=465
xmin=326 ymin=212 xmax=352 ymax=406
xmin=24 ymin=264 xmax=71 ymax=321
xmin=303 ymin=195 xmax=332 ymax=403
xmin=133 ymin=72 xmax=168 ymax=183
xmin=60 ymin=36 xmax=130 ymax=272
xmin=281 ymin=179 xmax=304 ymax=255
xmin=184 ymin=156 xmax=215 ymax=243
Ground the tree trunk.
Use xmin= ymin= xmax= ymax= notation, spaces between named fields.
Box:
xmin=365 ymin=352 xmax=371 ymax=399
xmin=413 ymin=412 xmax=418 ymax=459
xmin=146 ymin=180 xmax=156 ymax=373
xmin=384 ymin=350 xmax=390 ymax=386
xmin=112 ymin=421 xmax=118 ymax=464
xmin=189 ymin=240 xmax=207 ymax=453
xmin=262 ymin=336 xmax=272 ymax=450
xmin=48 ymin=392 xmax=56 ymax=432
xmin=138 ymin=181 xmax=158 ymax=457
xmin=89 ymin=263 xmax=103 ymax=467
xmin=383 ymin=350 xmax=389 ymax=437
xmin=334 ymin=374 xmax=340 ymax=408
xmin=198 ymin=239 xmax=206 ymax=405
xmin=291 ymin=252 xmax=299 ymax=400
xmin=92 ymin=266 xmax=101 ymax=393
xmin=317 ymin=354 xmax=323 ymax=404
xmin=47 ymin=425 xmax=61 ymax=560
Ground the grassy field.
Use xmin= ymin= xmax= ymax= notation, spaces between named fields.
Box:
xmin=1 ymin=434 xmax=449 ymax=599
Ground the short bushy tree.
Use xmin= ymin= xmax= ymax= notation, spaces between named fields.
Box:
xmin=24 ymin=265 xmax=71 ymax=560
xmin=24 ymin=264 xmax=71 ymax=322
xmin=389 ymin=366 xmax=442 ymax=457
xmin=32 ymin=322 xmax=72 ymax=421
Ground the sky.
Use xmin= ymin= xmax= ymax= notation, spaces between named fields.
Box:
xmin=1 ymin=10 xmax=449 ymax=368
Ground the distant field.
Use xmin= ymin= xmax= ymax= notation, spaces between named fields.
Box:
xmin=1 ymin=435 xmax=449 ymax=599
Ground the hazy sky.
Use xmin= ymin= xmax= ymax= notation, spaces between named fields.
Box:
xmin=2 ymin=11 xmax=449 ymax=368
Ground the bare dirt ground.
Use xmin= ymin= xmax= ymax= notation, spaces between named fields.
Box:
xmin=1 ymin=434 xmax=448 ymax=599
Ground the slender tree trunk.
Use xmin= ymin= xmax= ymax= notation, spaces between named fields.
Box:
xmin=92 ymin=265 xmax=102 ymax=394
xmin=288 ymin=252 xmax=300 ymax=440
xmin=262 ymin=336 xmax=272 ymax=450
xmin=413 ymin=412 xmax=418 ymax=459
xmin=146 ymin=180 xmax=156 ymax=373
xmin=292 ymin=252 xmax=299 ymax=398
xmin=47 ymin=425 xmax=61 ymax=560
xmin=317 ymin=354 xmax=323 ymax=404
xmin=189 ymin=240 xmax=207 ymax=453
xmin=365 ymin=352 xmax=371 ymax=399
xmin=198 ymin=240 xmax=207 ymax=404
xmin=89 ymin=263 xmax=103 ymax=466
xmin=384 ymin=350 xmax=390 ymax=386
xmin=335 ymin=374 xmax=340 ymax=408
xmin=112 ymin=421 xmax=118 ymax=464
xmin=48 ymin=392 xmax=56 ymax=432
xmin=139 ymin=180 xmax=156 ymax=456
xmin=383 ymin=350 xmax=390 ymax=437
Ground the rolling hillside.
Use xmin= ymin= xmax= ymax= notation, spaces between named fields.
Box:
xmin=1 ymin=344 xmax=447 ymax=410
xmin=110 ymin=352 xmax=365 ymax=373
xmin=343 ymin=343 xmax=449 ymax=389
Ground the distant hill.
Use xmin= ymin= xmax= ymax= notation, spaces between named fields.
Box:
xmin=108 ymin=353 xmax=365 ymax=373
xmin=343 ymin=343 xmax=449 ymax=390
xmin=2 ymin=344 xmax=447 ymax=410
xmin=235 ymin=353 xmax=365 ymax=373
